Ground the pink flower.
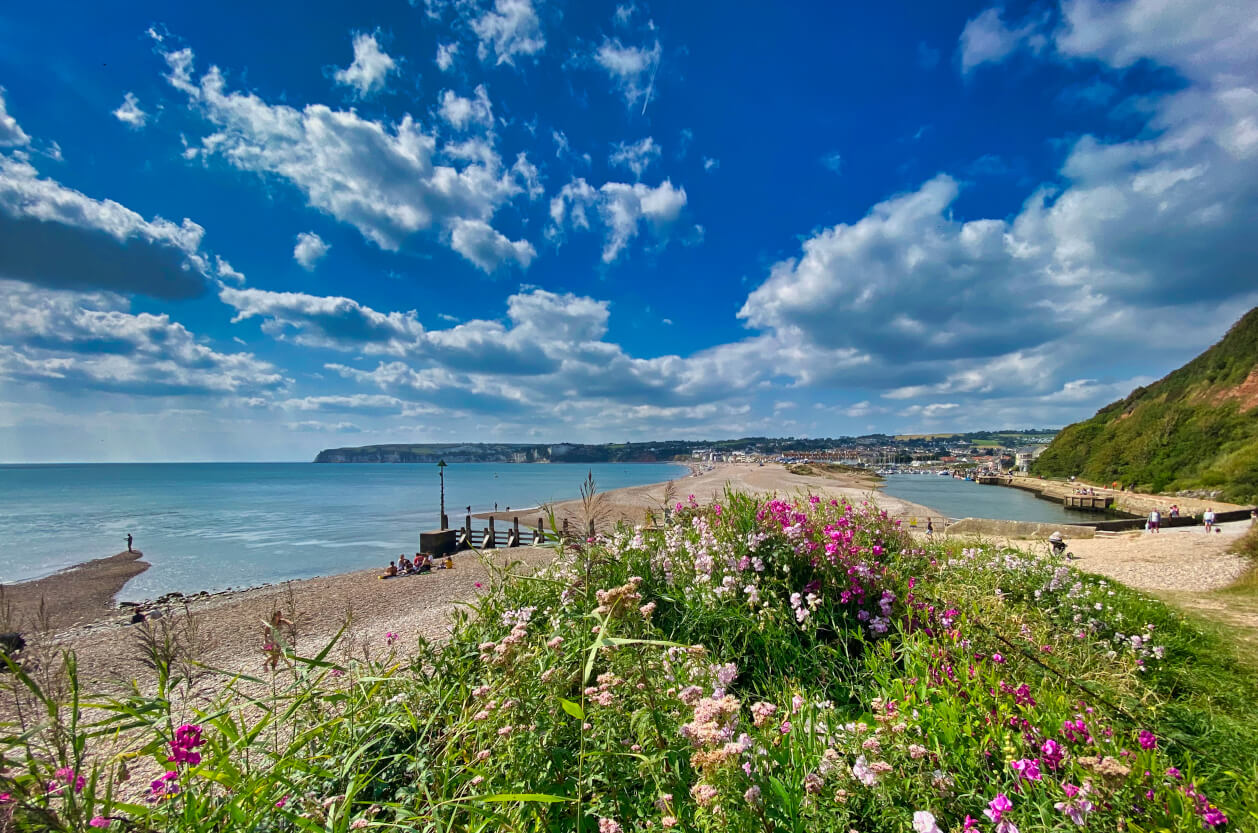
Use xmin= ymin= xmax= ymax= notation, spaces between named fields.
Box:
xmin=330 ymin=668 xmax=345 ymax=677
xmin=1138 ymin=730 xmax=1157 ymax=750
xmin=385 ymin=631 xmax=398 ymax=646
xmin=962 ymin=816 xmax=979 ymax=832
xmin=991 ymin=653 xmax=1005 ymax=664
xmin=661 ymin=817 xmax=678 ymax=829
xmin=598 ymin=818 xmax=623 ymax=833
xmin=985 ymin=793 xmax=1013 ymax=823
xmin=149 ymin=771 xmax=180 ymax=802
xmin=470 ymin=775 xmax=485 ymax=787
xmin=474 ymin=582 xmax=483 ymax=589
xmin=690 ymin=783 xmax=718 ymax=806
xmin=1203 ymin=807 xmax=1228 ymax=827
xmin=750 ymin=701 xmax=778 ymax=727
xmin=913 ymin=811 xmax=942 ymax=833
xmin=168 ymin=724 xmax=204 ymax=766
xmin=1055 ymin=798 xmax=1094 ymax=826
xmin=89 ymin=818 xmax=111 ymax=828
xmin=1041 ymin=739 xmax=1065 ymax=770
xmin=49 ymin=767 xmax=85 ymax=794
xmin=1011 ymin=758 xmax=1042 ymax=781
xmin=275 ymin=795 xmax=289 ymax=809
xmin=350 ymin=820 xmax=370 ymax=829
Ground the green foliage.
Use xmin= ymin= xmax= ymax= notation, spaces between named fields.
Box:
xmin=4 ymin=496 xmax=1257 ymax=832
xmin=1034 ymin=306 xmax=1258 ymax=503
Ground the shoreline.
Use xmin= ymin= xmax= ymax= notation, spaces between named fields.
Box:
xmin=12 ymin=462 xmax=936 ymax=636
xmin=1 ymin=550 xmax=149 ymax=632
xmin=9 ymin=463 xmax=1250 ymax=694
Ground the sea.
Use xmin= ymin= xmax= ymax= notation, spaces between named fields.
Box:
xmin=0 ymin=462 xmax=689 ymax=598
xmin=880 ymin=473 xmax=1114 ymax=525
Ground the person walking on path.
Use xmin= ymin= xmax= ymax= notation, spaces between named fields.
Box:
xmin=1148 ymin=509 xmax=1160 ymax=533
xmin=926 ymin=518 xmax=934 ymax=537
xmin=1203 ymin=508 xmax=1216 ymax=533
xmin=126 ymin=533 xmax=133 ymax=553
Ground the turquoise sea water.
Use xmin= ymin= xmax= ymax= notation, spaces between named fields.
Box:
xmin=0 ymin=462 xmax=688 ymax=597
xmin=880 ymin=473 xmax=1112 ymax=525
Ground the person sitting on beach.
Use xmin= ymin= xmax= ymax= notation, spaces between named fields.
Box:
xmin=1048 ymin=531 xmax=1068 ymax=558
xmin=381 ymin=560 xmax=398 ymax=578
xmin=262 ymin=610 xmax=293 ymax=671
xmin=443 ymin=555 xmax=454 ymax=569
xmin=399 ymin=555 xmax=412 ymax=573
xmin=414 ymin=554 xmax=432 ymax=572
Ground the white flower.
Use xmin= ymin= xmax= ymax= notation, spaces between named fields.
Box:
xmin=913 ymin=810 xmax=942 ymax=833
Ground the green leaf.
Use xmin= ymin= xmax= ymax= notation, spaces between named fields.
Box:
xmin=559 ymin=698 xmax=585 ymax=720
xmin=475 ymin=793 xmax=573 ymax=803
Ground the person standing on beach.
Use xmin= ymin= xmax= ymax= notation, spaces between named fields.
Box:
xmin=126 ymin=533 xmax=133 ymax=553
xmin=1203 ymin=508 xmax=1216 ymax=533
xmin=262 ymin=610 xmax=293 ymax=671
xmin=1148 ymin=509 xmax=1160 ymax=533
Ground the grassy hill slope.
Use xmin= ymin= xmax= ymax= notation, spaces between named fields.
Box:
xmin=1033 ymin=306 xmax=1258 ymax=503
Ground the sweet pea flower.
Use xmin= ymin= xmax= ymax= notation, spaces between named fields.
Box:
xmin=913 ymin=811 xmax=942 ymax=833
xmin=1011 ymin=758 xmax=1042 ymax=781
xmin=985 ymin=793 xmax=1013 ymax=823
xmin=89 ymin=818 xmax=111 ymax=828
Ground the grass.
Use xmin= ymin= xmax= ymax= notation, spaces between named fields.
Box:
xmin=3 ymin=493 xmax=1257 ymax=832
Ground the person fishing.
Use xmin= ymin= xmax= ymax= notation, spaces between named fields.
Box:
xmin=126 ymin=533 xmax=133 ymax=553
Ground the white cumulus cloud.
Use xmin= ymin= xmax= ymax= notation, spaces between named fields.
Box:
xmin=293 ymin=231 xmax=330 ymax=270
xmin=472 ymin=0 xmax=545 ymax=65
xmin=0 ymin=87 xmax=30 ymax=147
xmin=161 ymin=44 xmax=534 ymax=272
xmin=550 ymin=177 xmax=686 ymax=262
xmin=112 ymin=92 xmax=149 ymax=128
xmin=334 ymin=32 xmax=397 ymax=97
xmin=608 ymin=136 xmax=660 ymax=179
xmin=594 ymin=37 xmax=660 ymax=109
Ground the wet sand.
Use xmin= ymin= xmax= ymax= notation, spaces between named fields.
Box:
xmin=2 ymin=550 xmax=148 ymax=632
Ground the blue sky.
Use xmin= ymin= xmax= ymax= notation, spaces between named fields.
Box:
xmin=1 ymin=0 xmax=1256 ymax=461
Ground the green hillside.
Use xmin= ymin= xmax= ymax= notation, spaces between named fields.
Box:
xmin=1033 ymin=306 xmax=1258 ymax=503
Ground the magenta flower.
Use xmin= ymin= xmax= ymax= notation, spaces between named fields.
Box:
xmin=48 ymin=767 xmax=85 ymax=795
xmin=1041 ymin=739 xmax=1065 ymax=770
xmin=991 ymin=652 xmax=1005 ymax=664
xmin=149 ymin=771 xmax=180 ymax=802
xmin=985 ymin=793 xmax=1013 ymax=823
xmin=168 ymin=724 xmax=204 ymax=766
xmin=1138 ymin=730 xmax=1157 ymax=750
xmin=1011 ymin=758 xmax=1042 ymax=781
xmin=385 ymin=631 xmax=398 ymax=646
xmin=89 ymin=818 xmax=111 ymax=828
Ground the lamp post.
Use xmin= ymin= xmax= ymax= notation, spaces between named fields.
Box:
xmin=438 ymin=459 xmax=448 ymax=530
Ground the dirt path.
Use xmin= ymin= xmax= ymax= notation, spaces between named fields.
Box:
xmin=1054 ymin=520 xmax=1258 ymax=655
